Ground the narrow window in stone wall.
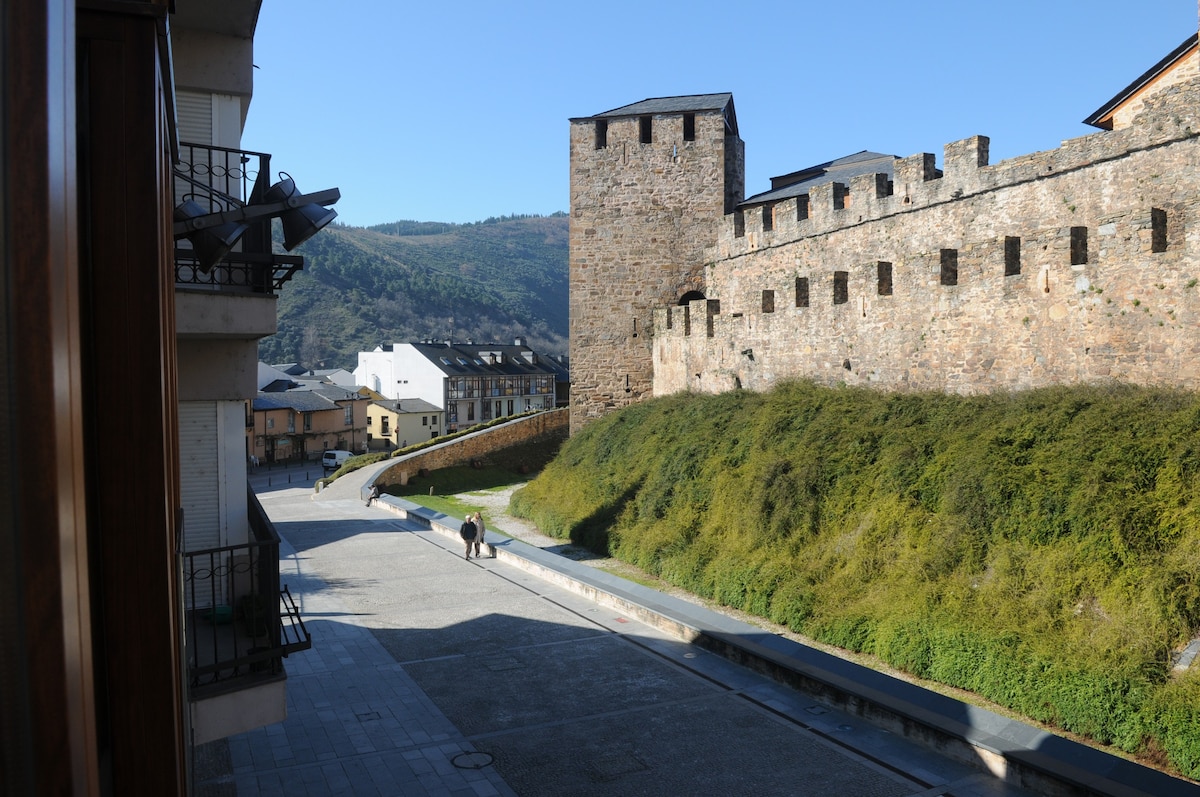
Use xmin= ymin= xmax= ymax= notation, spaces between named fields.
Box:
xmin=797 ymin=195 xmax=810 ymax=221
xmin=639 ymin=115 xmax=652 ymax=144
xmin=833 ymin=183 xmax=847 ymax=211
xmin=595 ymin=119 xmax=608 ymax=149
xmin=762 ymin=290 xmax=775 ymax=313
xmin=877 ymin=261 xmax=893 ymax=296
xmin=762 ymin=203 xmax=774 ymax=232
xmin=683 ymin=113 xmax=695 ymax=142
xmin=833 ymin=271 xmax=849 ymax=305
xmin=1070 ymin=226 xmax=1088 ymax=265
xmin=940 ymin=249 xmax=958 ymax=286
xmin=734 ymin=209 xmax=745 ymax=238
xmin=632 ymin=317 xmax=638 ymax=338
xmin=1151 ymin=208 xmax=1168 ymax=253
xmin=1004 ymin=236 xmax=1021 ymax=276
xmin=796 ymin=276 xmax=810 ymax=307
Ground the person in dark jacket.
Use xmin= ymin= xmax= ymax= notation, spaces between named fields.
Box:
xmin=459 ymin=517 xmax=477 ymax=559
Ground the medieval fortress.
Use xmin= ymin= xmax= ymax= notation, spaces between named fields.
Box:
xmin=568 ymin=24 xmax=1200 ymax=433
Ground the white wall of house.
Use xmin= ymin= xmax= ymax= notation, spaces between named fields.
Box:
xmin=357 ymin=345 xmax=449 ymax=406
xmin=392 ymin=345 xmax=450 ymax=408
xmin=355 ymin=348 xmax=397 ymax=398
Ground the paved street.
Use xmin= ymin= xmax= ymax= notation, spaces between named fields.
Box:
xmin=195 ymin=464 xmax=1035 ymax=796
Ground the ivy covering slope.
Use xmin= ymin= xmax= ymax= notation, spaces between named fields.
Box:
xmin=510 ymin=381 xmax=1200 ymax=778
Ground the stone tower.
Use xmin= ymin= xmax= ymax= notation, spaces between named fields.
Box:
xmin=568 ymin=94 xmax=744 ymax=433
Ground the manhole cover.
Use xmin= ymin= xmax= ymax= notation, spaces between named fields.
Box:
xmin=452 ymin=751 xmax=494 ymax=769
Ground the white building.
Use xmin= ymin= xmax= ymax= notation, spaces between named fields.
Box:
xmin=355 ymin=340 xmax=568 ymax=432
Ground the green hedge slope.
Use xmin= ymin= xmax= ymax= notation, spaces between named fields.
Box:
xmin=510 ymin=382 xmax=1200 ymax=776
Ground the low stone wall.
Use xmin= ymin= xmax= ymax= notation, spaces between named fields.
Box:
xmin=370 ymin=408 xmax=568 ymax=490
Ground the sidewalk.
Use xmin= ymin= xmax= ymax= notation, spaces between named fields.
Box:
xmin=193 ymin=468 xmax=1047 ymax=797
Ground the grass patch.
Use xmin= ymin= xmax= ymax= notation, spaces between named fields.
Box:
xmin=384 ymin=465 xmax=529 ymax=521
xmin=386 ymin=464 xmax=529 ymax=497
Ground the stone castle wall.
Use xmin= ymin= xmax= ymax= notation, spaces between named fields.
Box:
xmin=569 ymin=108 xmax=744 ymax=433
xmin=653 ymin=78 xmax=1200 ymax=398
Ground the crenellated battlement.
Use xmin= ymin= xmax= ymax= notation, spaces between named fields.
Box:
xmin=717 ymin=77 xmax=1200 ymax=265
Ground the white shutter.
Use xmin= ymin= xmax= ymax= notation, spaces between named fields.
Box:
xmin=179 ymin=402 xmax=226 ymax=610
xmin=177 ymin=91 xmax=213 ymax=145
xmin=179 ymin=401 xmax=223 ymax=551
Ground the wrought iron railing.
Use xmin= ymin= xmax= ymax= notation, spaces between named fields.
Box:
xmin=173 ymin=141 xmax=302 ymax=295
xmin=183 ymin=486 xmax=310 ymax=698
xmin=174 ymin=250 xmax=302 ymax=294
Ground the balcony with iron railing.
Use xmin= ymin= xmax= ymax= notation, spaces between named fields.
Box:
xmin=183 ymin=486 xmax=310 ymax=700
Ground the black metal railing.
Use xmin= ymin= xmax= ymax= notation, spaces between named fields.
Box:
xmin=183 ymin=487 xmax=310 ymax=699
xmin=174 ymin=142 xmax=302 ymax=295
xmin=174 ymin=249 xmax=302 ymax=294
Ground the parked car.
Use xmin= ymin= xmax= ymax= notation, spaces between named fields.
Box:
xmin=321 ymin=450 xmax=353 ymax=472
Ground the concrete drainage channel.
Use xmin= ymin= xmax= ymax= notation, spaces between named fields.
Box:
xmin=371 ymin=493 xmax=1198 ymax=797
xmin=1172 ymin=639 xmax=1200 ymax=673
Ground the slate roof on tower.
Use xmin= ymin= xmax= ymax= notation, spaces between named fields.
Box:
xmin=575 ymin=93 xmax=737 ymax=135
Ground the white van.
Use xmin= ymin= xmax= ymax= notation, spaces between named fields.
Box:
xmin=322 ymin=450 xmax=353 ymax=471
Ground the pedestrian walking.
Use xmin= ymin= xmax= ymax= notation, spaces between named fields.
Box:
xmin=459 ymin=516 xmax=477 ymax=559
xmin=472 ymin=511 xmax=487 ymax=558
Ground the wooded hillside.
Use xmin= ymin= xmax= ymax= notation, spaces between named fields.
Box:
xmin=259 ymin=213 xmax=568 ymax=368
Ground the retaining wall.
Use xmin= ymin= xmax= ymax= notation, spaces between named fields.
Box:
xmin=368 ymin=409 xmax=569 ymax=490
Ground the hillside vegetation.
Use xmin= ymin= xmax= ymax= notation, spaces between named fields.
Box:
xmin=511 ymin=381 xmax=1200 ymax=777
xmin=259 ymin=214 xmax=567 ymax=367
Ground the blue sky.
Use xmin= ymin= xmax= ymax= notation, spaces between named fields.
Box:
xmin=243 ymin=1 xmax=1198 ymax=227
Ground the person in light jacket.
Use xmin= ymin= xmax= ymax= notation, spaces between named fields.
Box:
xmin=472 ymin=511 xmax=487 ymax=558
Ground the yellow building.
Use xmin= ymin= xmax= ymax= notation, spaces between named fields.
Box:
xmin=367 ymin=398 xmax=445 ymax=451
